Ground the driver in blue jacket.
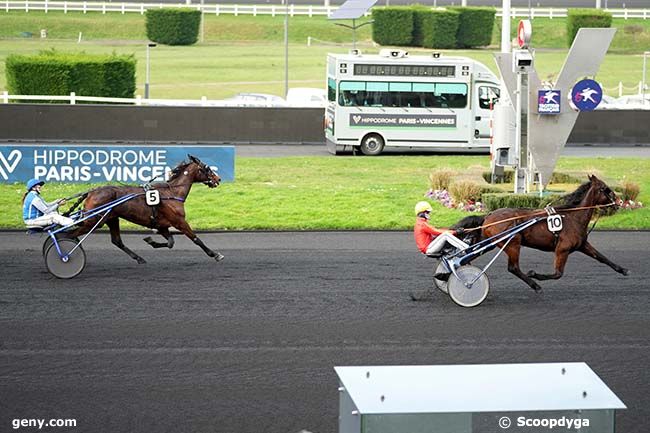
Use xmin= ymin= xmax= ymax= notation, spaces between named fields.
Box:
xmin=22 ymin=178 xmax=75 ymax=228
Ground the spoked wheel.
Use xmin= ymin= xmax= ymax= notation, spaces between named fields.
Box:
xmin=359 ymin=134 xmax=385 ymax=156
xmin=447 ymin=265 xmax=490 ymax=308
xmin=44 ymin=238 xmax=86 ymax=279
xmin=433 ymin=260 xmax=450 ymax=294
xmin=42 ymin=234 xmax=78 ymax=255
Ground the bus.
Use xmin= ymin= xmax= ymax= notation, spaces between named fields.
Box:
xmin=325 ymin=50 xmax=501 ymax=155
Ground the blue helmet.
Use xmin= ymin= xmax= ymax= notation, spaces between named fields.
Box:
xmin=26 ymin=178 xmax=45 ymax=191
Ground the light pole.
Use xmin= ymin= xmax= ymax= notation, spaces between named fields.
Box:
xmin=145 ymin=42 xmax=157 ymax=99
xmin=284 ymin=0 xmax=289 ymax=98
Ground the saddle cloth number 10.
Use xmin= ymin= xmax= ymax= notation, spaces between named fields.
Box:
xmin=547 ymin=215 xmax=563 ymax=232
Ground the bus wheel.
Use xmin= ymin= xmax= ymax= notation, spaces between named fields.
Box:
xmin=360 ymin=134 xmax=384 ymax=156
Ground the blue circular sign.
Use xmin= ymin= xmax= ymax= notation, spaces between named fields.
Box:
xmin=571 ymin=79 xmax=602 ymax=111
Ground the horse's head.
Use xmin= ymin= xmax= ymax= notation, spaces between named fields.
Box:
xmin=187 ymin=155 xmax=221 ymax=188
xmin=588 ymin=174 xmax=619 ymax=206
xmin=169 ymin=156 xmax=221 ymax=188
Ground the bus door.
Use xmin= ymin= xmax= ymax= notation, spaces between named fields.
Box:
xmin=473 ymin=84 xmax=500 ymax=147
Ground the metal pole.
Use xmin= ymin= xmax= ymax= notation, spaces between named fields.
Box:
xmin=352 ymin=18 xmax=356 ymax=50
xmin=200 ymin=0 xmax=204 ymax=43
xmin=641 ymin=51 xmax=650 ymax=105
xmin=145 ymin=44 xmax=150 ymax=99
xmin=501 ymin=0 xmax=511 ymax=53
xmin=284 ymin=1 xmax=289 ymax=98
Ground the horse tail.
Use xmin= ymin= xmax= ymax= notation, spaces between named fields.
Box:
xmin=62 ymin=192 xmax=89 ymax=217
xmin=451 ymin=215 xmax=485 ymax=245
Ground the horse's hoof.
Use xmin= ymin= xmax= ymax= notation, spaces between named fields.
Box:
xmin=137 ymin=258 xmax=147 ymax=264
xmin=526 ymin=270 xmax=536 ymax=278
xmin=621 ymin=268 xmax=630 ymax=276
xmin=143 ymin=236 xmax=153 ymax=243
xmin=215 ymin=253 xmax=225 ymax=262
xmin=532 ymin=284 xmax=543 ymax=293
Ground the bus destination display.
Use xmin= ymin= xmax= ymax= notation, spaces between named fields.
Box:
xmin=353 ymin=64 xmax=456 ymax=77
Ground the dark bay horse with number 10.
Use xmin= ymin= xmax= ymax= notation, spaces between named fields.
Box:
xmin=454 ymin=175 xmax=629 ymax=292
xmin=67 ymin=155 xmax=225 ymax=264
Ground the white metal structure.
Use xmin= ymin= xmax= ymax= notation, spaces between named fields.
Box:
xmin=325 ymin=50 xmax=500 ymax=155
xmin=1 ymin=2 xmax=649 ymax=18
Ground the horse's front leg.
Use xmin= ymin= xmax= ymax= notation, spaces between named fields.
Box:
xmin=107 ymin=218 xmax=147 ymax=264
xmin=174 ymin=220 xmax=224 ymax=262
xmin=502 ymin=237 xmax=542 ymax=292
xmin=579 ymin=241 xmax=629 ymax=276
xmin=143 ymin=227 xmax=175 ymax=249
xmin=527 ymin=247 xmax=570 ymax=281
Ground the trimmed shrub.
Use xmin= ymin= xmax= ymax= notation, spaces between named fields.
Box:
xmin=5 ymin=50 xmax=136 ymax=100
xmin=411 ymin=6 xmax=431 ymax=47
xmin=146 ymin=8 xmax=201 ymax=46
xmin=619 ymin=180 xmax=640 ymax=202
xmin=428 ymin=169 xmax=455 ymax=191
xmin=421 ymin=9 xmax=460 ymax=49
xmin=566 ymin=8 xmax=612 ymax=47
xmin=449 ymin=7 xmax=496 ymax=48
xmin=371 ymin=7 xmax=414 ymax=46
xmin=449 ymin=180 xmax=483 ymax=203
xmin=482 ymin=192 xmax=562 ymax=211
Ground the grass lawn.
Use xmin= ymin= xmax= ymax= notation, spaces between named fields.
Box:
xmin=1 ymin=156 xmax=648 ymax=231
xmin=0 ymin=39 xmax=646 ymax=100
xmin=1 ymin=12 xmax=649 ymax=99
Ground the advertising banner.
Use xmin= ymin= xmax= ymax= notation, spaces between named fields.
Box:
xmin=349 ymin=114 xmax=457 ymax=128
xmin=0 ymin=144 xmax=235 ymax=184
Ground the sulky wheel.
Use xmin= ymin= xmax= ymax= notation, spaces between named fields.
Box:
xmin=433 ymin=260 xmax=450 ymax=294
xmin=447 ymin=265 xmax=490 ymax=308
xmin=43 ymin=234 xmax=79 ymax=255
xmin=359 ymin=134 xmax=385 ymax=156
xmin=44 ymin=238 xmax=86 ymax=279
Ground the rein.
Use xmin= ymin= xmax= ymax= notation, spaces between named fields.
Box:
xmin=464 ymin=202 xmax=617 ymax=232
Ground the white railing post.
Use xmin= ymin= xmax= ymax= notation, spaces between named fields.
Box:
xmin=2 ymin=91 xmax=8 ymax=104
xmin=70 ymin=92 xmax=76 ymax=105
xmin=549 ymin=8 xmax=553 ymax=19
xmin=102 ymin=2 xmax=105 ymax=14
xmin=64 ymin=1 xmax=67 ymax=13
xmin=271 ymin=5 xmax=275 ymax=17
xmin=45 ymin=0 xmax=48 ymax=13
xmin=618 ymin=82 xmax=623 ymax=97
xmin=141 ymin=3 xmax=144 ymax=14
xmin=121 ymin=2 xmax=125 ymax=14
xmin=624 ymin=8 xmax=628 ymax=20
xmin=25 ymin=0 xmax=28 ymax=12
xmin=308 ymin=5 xmax=312 ymax=17
xmin=201 ymin=96 xmax=207 ymax=106
xmin=83 ymin=1 xmax=87 ymax=13
xmin=639 ymin=81 xmax=643 ymax=95
xmin=136 ymin=95 xmax=142 ymax=106
xmin=290 ymin=3 xmax=294 ymax=16
xmin=215 ymin=4 xmax=219 ymax=15
xmin=253 ymin=4 xmax=256 ymax=16
xmin=234 ymin=4 xmax=238 ymax=16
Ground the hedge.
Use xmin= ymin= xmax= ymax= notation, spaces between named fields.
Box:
xmin=371 ymin=7 xmax=414 ymax=46
xmin=145 ymin=8 xmax=201 ymax=46
xmin=449 ymin=7 xmax=496 ymax=48
xmin=421 ymin=9 xmax=460 ymax=49
xmin=481 ymin=192 xmax=562 ymax=211
xmin=566 ymin=8 xmax=613 ymax=47
xmin=5 ymin=50 xmax=136 ymax=100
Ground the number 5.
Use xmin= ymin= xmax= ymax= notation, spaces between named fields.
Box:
xmin=146 ymin=190 xmax=160 ymax=206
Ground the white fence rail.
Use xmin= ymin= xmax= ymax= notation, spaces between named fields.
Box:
xmin=0 ymin=2 xmax=649 ymax=19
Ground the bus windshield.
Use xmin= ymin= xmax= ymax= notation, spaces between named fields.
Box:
xmin=338 ymin=81 xmax=467 ymax=109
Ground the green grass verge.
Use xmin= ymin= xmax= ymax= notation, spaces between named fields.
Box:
xmin=2 ymin=156 xmax=648 ymax=230
xmin=0 ymin=39 xmax=645 ymax=99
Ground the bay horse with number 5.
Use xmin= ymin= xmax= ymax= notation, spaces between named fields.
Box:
xmin=453 ymin=175 xmax=629 ymax=292
xmin=66 ymin=155 xmax=225 ymax=264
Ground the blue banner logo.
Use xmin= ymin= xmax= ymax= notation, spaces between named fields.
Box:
xmin=571 ymin=79 xmax=602 ymax=112
xmin=0 ymin=145 xmax=235 ymax=183
xmin=537 ymin=90 xmax=561 ymax=114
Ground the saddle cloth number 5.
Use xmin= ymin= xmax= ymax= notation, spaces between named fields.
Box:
xmin=547 ymin=214 xmax=563 ymax=232
xmin=146 ymin=190 xmax=161 ymax=206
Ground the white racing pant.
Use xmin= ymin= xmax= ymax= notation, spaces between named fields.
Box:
xmin=25 ymin=213 xmax=75 ymax=228
xmin=425 ymin=232 xmax=469 ymax=255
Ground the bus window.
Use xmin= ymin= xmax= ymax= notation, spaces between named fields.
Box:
xmin=478 ymin=86 xmax=500 ymax=109
xmin=435 ymin=83 xmax=468 ymax=108
xmin=328 ymin=78 xmax=336 ymax=102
